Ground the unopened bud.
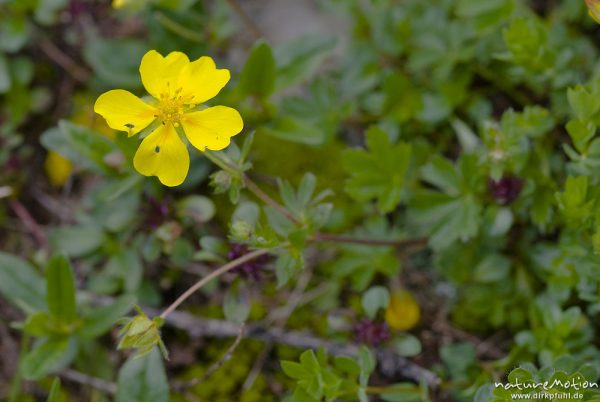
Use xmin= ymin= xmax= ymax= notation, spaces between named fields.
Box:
xmin=586 ymin=0 xmax=600 ymax=24
xmin=210 ymin=170 xmax=232 ymax=193
xmin=118 ymin=306 xmax=168 ymax=359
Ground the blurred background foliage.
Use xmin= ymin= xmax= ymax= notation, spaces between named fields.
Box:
xmin=2 ymin=0 xmax=600 ymax=401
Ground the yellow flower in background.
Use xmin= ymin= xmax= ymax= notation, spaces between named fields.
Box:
xmin=385 ymin=290 xmax=420 ymax=331
xmin=94 ymin=50 xmax=243 ymax=187
xmin=45 ymin=151 xmax=73 ymax=187
xmin=586 ymin=0 xmax=600 ymax=24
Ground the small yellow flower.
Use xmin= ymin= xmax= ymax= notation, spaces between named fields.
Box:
xmin=94 ymin=50 xmax=243 ymax=186
xmin=586 ymin=0 xmax=600 ymax=24
xmin=385 ymin=290 xmax=420 ymax=331
xmin=45 ymin=151 xmax=73 ymax=187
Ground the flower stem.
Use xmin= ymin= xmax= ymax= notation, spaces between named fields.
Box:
xmin=204 ymin=151 xmax=300 ymax=224
xmin=204 ymin=151 xmax=240 ymax=177
xmin=153 ymin=11 xmax=205 ymax=43
xmin=159 ymin=248 xmax=271 ymax=319
xmin=224 ymin=0 xmax=263 ymax=40
xmin=243 ymin=175 xmax=301 ymax=225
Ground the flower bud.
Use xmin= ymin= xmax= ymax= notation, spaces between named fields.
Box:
xmin=230 ymin=220 xmax=253 ymax=241
xmin=118 ymin=306 xmax=168 ymax=359
xmin=586 ymin=0 xmax=600 ymax=24
xmin=210 ymin=170 xmax=233 ymax=193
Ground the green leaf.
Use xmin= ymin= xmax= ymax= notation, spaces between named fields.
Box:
xmin=568 ymin=85 xmax=600 ymax=122
xmin=258 ymin=116 xmax=325 ymax=145
xmin=23 ymin=312 xmax=56 ymax=336
xmin=394 ymin=334 xmax=422 ymax=357
xmin=40 ymin=120 xmax=117 ymax=175
xmin=46 ymin=378 xmax=61 ymax=402
xmin=79 ymin=295 xmax=135 ymax=339
xmin=473 ymin=254 xmax=511 ymax=282
xmin=566 ymin=119 xmax=596 ymax=152
xmin=362 ymin=286 xmax=390 ymax=319
xmin=281 ymin=360 xmax=312 ymax=380
xmin=503 ymin=16 xmax=552 ymax=71
xmin=0 ymin=17 xmax=31 ymax=53
xmin=0 ymin=252 xmax=45 ymax=312
xmin=83 ymin=35 xmax=147 ymax=88
xmin=382 ymin=73 xmax=423 ymax=123
xmin=223 ymin=284 xmax=250 ymax=324
xmin=22 ymin=337 xmax=78 ymax=380
xmin=239 ymin=40 xmax=276 ymax=98
xmin=176 ymin=195 xmax=215 ymax=224
xmin=333 ymin=356 xmax=361 ymax=376
xmin=343 ymin=127 xmax=412 ymax=213
xmin=48 ymin=223 xmax=104 ymax=258
xmin=358 ymin=346 xmax=376 ymax=387
xmin=115 ymin=348 xmax=170 ymax=402
xmin=46 ymin=255 xmax=77 ymax=324
xmin=556 ymin=176 xmax=595 ymax=226
xmin=421 ymin=156 xmax=461 ymax=196
xmin=274 ymin=253 xmax=299 ymax=288
xmin=379 ymin=383 xmax=423 ymax=402
xmin=275 ymin=34 xmax=337 ymax=90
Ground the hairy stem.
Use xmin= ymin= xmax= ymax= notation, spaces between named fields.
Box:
xmin=159 ymin=248 xmax=271 ymax=319
xmin=243 ymin=175 xmax=301 ymax=224
xmin=224 ymin=0 xmax=263 ymax=40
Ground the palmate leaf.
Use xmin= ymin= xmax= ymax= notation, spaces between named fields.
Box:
xmin=408 ymin=154 xmax=483 ymax=250
xmin=342 ymin=127 xmax=412 ymax=213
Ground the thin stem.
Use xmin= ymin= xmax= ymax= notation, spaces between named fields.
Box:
xmin=204 ymin=151 xmax=300 ymax=224
xmin=159 ymin=248 xmax=271 ymax=319
xmin=38 ymin=38 xmax=90 ymax=82
xmin=61 ymin=370 xmax=117 ymax=395
xmin=243 ymin=175 xmax=300 ymax=224
xmin=204 ymin=151 xmax=239 ymax=176
xmin=224 ymin=0 xmax=263 ymax=40
xmin=174 ymin=325 xmax=245 ymax=390
xmin=313 ymin=233 xmax=428 ymax=249
xmin=154 ymin=11 xmax=205 ymax=43
xmin=9 ymin=199 xmax=48 ymax=250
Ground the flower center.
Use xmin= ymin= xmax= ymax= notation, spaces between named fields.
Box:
xmin=157 ymin=91 xmax=185 ymax=126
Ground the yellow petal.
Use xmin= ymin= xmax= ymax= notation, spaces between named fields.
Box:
xmin=385 ymin=290 xmax=420 ymax=331
xmin=94 ymin=89 xmax=157 ymax=136
xmin=178 ymin=56 xmax=230 ymax=104
xmin=181 ymin=106 xmax=243 ymax=151
xmin=139 ymin=50 xmax=190 ymax=98
xmin=133 ymin=124 xmax=189 ymax=187
xmin=45 ymin=151 xmax=73 ymax=187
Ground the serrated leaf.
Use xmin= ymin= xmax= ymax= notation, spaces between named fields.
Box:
xmin=343 ymin=127 xmax=411 ymax=213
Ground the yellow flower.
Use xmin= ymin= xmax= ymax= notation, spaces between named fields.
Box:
xmin=45 ymin=151 xmax=73 ymax=187
xmin=385 ymin=290 xmax=420 ymax=331
xmin=94 ymin=50 xmax=243 ymax=187
xmin=586 ymin=0 xmax=600 ymax=24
